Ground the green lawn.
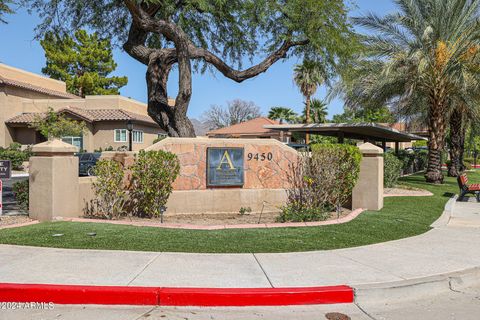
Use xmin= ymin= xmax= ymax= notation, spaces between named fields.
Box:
xmin=0 ymin=172 xmax=474 ymax=253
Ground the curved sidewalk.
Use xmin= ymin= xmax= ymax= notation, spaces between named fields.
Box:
xmin=0 ymin=197 xmax=479 ymax=303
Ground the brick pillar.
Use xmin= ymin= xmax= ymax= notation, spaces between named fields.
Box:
xmin=352 ymin=142 xmax=384 ymax=211
xmin=29 ymin=140 xmax=79 ymax=221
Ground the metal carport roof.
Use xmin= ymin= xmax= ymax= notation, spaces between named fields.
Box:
xmin=264 ymin=123 xmax=426 ymax=143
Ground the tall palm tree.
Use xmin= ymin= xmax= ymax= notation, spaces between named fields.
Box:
xmin=303 ymin=99 xmax=328 ymax=123
xmin=294 ymin=60 xmax=327 ymax=144
xmin=350 ymin=0 xmax=480 ymax=184
xmin=448 ymin=74 xmax=480 ymax=176
xmin=268 ymin=107 xmax=297 ymax=124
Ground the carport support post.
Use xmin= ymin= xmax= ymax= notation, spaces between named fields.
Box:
xmin=29 ymin=139 xmax=80 ymax=221
xmin=352 ymin=142 xmax=384 ymax=211
xmin=337 ymin=132 xmax=345 ymax=144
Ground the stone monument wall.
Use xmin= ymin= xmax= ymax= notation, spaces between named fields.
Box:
xmin=146 ymin=137 xmax=298 ymax=191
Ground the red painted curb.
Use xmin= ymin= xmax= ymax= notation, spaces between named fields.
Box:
xmin=160 ymin=286 xmax=354 ymax=306
xmin=0 ymin=283 xmax=353 ymax=306
xmin=0 ymin=283 xmax=159 ymax=305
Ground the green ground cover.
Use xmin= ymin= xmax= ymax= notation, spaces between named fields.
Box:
xmin=0 ymin=172 xmax=473 ymax=253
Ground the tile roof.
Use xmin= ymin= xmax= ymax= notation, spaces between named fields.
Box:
xmin=0 ymin=76 xmax=79 ymax=99
xmin=6 ymin=107 xmax=160 ymax=128
xmin=207 ymin=117 xmax=280 ymax=136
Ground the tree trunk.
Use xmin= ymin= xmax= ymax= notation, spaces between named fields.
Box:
xmin=146 ymin=56 xmax=195 ymax=137
xmin=459 ymin=119 xmax=467 ymax=171
xmin=425 ymin=96 xmax=447 ymax=184
xmin=305 ymin=95 xmax=311 ymax=145
xmin=448 ymin=108 xmax=464 ymax=177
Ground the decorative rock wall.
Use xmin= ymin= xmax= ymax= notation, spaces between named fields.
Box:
xmin=146 ymin=137 xmax=299 ymax=190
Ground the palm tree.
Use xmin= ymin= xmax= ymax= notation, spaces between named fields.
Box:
xmin=350 ymin=0 xmax=480 ymax=184
xmin=448 ymin=76 xmax=480 ymax=176
xmin=268 ymin=107 xmax=297 ymax=124
xmin=294 ymin=60 xmax=327 ymax=144
xmin=305 ymin=99 xmax=328 ymax=123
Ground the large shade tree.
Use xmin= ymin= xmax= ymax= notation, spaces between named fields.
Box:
xmin=347 ymin=0 xmax=480 ymax=183
xmin=25 ymin=0 xmax=355 ymax=137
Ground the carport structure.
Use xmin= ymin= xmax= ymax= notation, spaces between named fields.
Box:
xmin=264 ymin=123 xmax=427 ymax=153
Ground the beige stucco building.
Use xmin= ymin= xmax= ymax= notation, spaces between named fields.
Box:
xmin=0 ymin=63 xmax=167 ymax=151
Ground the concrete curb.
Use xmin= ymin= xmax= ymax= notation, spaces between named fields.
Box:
xmin=0 ymin=283 xmax=354 ymax=306
xmin=430 ymin=195 xmax=456 ymax=228
xmin=353 ymin=266 xmax=480 ymax=304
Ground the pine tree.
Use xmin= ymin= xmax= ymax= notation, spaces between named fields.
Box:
xmin=41 ymin=30 xmax=128 ymax=97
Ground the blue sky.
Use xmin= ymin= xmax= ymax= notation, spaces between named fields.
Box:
xmin=0 ymin=0 xmax=395 ymax=120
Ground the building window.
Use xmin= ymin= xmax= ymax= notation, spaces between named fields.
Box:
xmin=133 ymin=130 xmax=143 ymax=143
xmin=62 ymin=136 xmax=83 ymax=150
xmin=114 ymin=129 xmax=127 ymax=142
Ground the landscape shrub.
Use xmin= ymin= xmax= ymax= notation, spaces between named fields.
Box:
xmin=279 ymin=144 xmax=361 ymax=222
xmin=396 ymin=150 xmax=427 ymax=175
xmin=13 ymin=180 xmax=29 ymax=211
xmin=152 ymin=136 xmax=167 ymax=144
xmin=277 ymin=204 xmax=330 ymax=222
xmin=30 ymin=107 xmax=86 ymax=140
xmin=0 ymin=143 xmax=33 ymax=170
xmin=91 ymin=159 xmax=128 ymax=219
xmin=130 ymin=150 xmax=180 ymax=218
xmin=384 ymin=152 xmax=403 ymax=188
xmin=463 ymin=159 xmax=473 ymax=170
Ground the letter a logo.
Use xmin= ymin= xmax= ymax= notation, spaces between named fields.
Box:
xmin=217 ymin=151 xmax=235 ymax=170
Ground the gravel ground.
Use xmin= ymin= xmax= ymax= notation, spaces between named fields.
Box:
xmin=0 ymin=215 xmax=33 ymax=227
xmin=384 ymin=187 xmax=433 ymax=196
xmin=101 ymin=209 xmax=352 ymax=226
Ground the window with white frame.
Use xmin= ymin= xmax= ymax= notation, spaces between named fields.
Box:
xmin=133 ymin=130 xmax=143 ymax=143
xmin=62 ymin=136 xmax=83 ymax=150
xmin=114 ymin=129 xmax=127 ymax=142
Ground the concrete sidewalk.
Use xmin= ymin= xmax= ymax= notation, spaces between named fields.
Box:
xmin=0 ymin=197 xmax=479 ymax=295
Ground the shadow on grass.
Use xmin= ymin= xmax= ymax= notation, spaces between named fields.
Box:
xmin=443 ymin=192 xmax=455 ymax=198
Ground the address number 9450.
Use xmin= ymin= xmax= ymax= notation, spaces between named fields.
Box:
xmin=247 ymin=152 xmax=273 ymax=161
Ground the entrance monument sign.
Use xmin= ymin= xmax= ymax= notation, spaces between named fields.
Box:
xmin=207 ymin=148 xmax=244 ymax=187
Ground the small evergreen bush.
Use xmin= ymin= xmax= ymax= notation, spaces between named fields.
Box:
xmin=384 ymin=152 xmax=403 ymax=188
xmin=13 ymin=180 xmax=29 ymax=211
xmin=0 ymin=143 xmax=33 ymax=170
xmin=130 ymin=150 xmax=180 ymax=218
xmin=91 ymin=159 xmax=128 ymax=219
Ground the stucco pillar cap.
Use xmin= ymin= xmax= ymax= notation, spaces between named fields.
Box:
xmin=358 ymin=142 xmax=383 ymax=155
xmin=31 ymin=139 xmax=79 ymax=156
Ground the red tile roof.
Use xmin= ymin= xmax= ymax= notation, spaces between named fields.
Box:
xmin=6 ymin=107 xmax=160 ymax=128
xmin=207 ymin=117 xmax=280 ymax=137
xmin=0 ymin=76 xmax=79 ymax=99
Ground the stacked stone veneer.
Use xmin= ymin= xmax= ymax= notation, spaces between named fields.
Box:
xmin=145 ymin=137 xmax=299 ymax=191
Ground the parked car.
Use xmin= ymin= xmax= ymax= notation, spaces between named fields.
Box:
xmin=76 ymin=153 xmax=101 ymax=176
